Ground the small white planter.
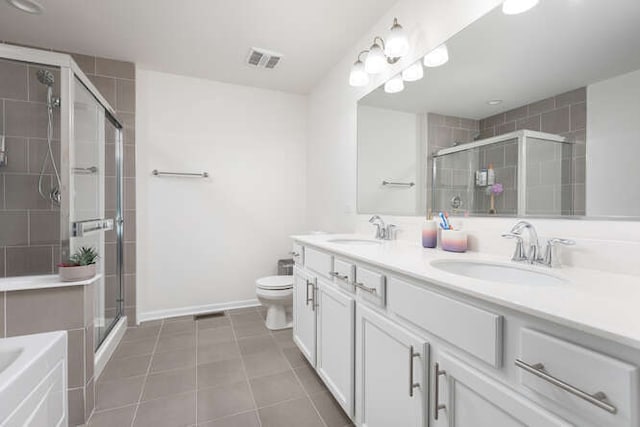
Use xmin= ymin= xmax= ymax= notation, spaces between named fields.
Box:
xmin=58 ymin=264 xmax=96 ymax=282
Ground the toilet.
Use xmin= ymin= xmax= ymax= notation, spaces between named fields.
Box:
xmin=255 ymin=275 xmax=294 ymax=330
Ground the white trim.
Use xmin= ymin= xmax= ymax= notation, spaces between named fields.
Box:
xmin=138 ymin=299 xmax=261 ymax=323
xmin=434 ymin=129 xmax=568 ymax=157
xmin=94 ymin=315 xmax=127 ymax=380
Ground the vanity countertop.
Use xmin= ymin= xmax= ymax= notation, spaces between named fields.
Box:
xmin=0 ymin=274 xmax=102 ymax=292
xmin=292 ymin=234 xmax=640 ymax=351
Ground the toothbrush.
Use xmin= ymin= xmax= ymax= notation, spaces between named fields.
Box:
xmin=444 ymin=212 xmax=454 ymax=230
xmin=439 ymin=212 xmax=449 ymax=230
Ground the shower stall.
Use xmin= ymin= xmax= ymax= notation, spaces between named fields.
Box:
xmin=0 ymin=44 xmax=125 ymax=350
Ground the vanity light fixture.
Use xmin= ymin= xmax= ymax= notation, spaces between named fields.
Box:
xmin=5 ymin=0 xmax=44 ymax=14
xmin=502 ymin=0 xmax=539 ymax=15
xmin=384 ymin=74 xmax=404 ymax=94
xmin=349 ymin=17 xmax=410 ymax=87
xmin=424 ymin=44 xmax=449 ymax=67
xmin=402 ymin=60 xmax=424 ymax=82
xmin=487 ymin=99 xmax=504 ymax=105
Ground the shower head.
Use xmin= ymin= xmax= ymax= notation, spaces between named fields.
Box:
xmin=36 ymin=69 xmax=54 ymax=86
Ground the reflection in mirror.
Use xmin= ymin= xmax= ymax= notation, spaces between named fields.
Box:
xmin=357 ymin=0 xmax=640 ymax=219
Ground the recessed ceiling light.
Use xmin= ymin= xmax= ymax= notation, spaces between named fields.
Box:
xmin=502 ymin=0 xmax=539 ymax=15
xmin=487 ymin=99 xmax=503 ymax=105
xmin=6 ymin=0 xmax=44 ymax=14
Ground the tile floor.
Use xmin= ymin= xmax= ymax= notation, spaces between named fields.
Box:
xmin=86 ymin=307 xmax=352 ymax=427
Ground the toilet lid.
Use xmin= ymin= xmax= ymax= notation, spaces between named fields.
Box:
xmin=256 ymin=275 xmax=294 ymax=290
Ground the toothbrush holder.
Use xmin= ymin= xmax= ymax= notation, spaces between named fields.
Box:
xmin=441 ymin=229 xmax=468 ymax=253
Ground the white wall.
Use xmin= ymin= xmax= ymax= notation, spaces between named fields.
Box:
xmin=587 ymin=68 xmax=640 ymax=217
xmin=357 ymin=105 xmax=418 ymax=215
xmin=306 ymin=0 xmax=640 ymax=275
xmin=136 ymin=69 xmax=307 ymax=321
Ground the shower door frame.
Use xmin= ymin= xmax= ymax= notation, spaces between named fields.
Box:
xmin=0 ymin=44 xmax=126 ymax=345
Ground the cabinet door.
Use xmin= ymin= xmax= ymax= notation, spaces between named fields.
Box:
xmin=316 ymin=280 xmax=355 ymax=417
xmin=433 ymin=352 xmax=571 ymax=427
xmin=293 ymin=267 xmax=316 ymax=366
xmin=356 ymin=304 xmax=428 ymax=427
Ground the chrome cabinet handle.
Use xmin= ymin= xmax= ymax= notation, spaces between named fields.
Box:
xmin=408 ymin=346 xmax=420 ymax=397
xmin=434 ymin=362 xmax=447 ymax=420
xmin=289 ymin=251 xmax=300 ymax=257
xmin=305 ymin=280 xmax=313 ymax=306
xmin=355 ymin=282 xmax=377 ymax=294
xmin=515 ymin=359 xmax=617 ymax=414
xmin=329 ymin=271 xmax=350 ymax=282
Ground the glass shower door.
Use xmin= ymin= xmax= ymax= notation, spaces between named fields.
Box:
xmin=70 ymin=77 xmax=122 ymax=349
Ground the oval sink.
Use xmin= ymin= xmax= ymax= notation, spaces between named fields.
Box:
xmin=0 ymin=348 xmax=22 ymax=374
xmin=327 ymin=238 xmax=382 ymax=246
xmin=431 ymin=259 xmax=566 ymax=286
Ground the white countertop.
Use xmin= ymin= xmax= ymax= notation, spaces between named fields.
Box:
xmin=292 ymin=234 xmax=640 ymax=351
xmin=0 ymin=274 xmax=102 ymax=292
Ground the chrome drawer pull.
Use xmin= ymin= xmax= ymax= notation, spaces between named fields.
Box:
xmin=434 ymin=362 xmax=446 ymax=420
xmin=355 ymin=282 xmax=377 ymax=294
xmin=289 ymin=251 xmax=300 ymax=257
xmin=408 ymin=346 xmax=420 ymax=397
xmin=515 ymin=359 xmax=617 ymax=414
xmin=305 ymin=280 xmax=313 ymax=306
xmin=329 ymin=271 xmax=350 ymax=282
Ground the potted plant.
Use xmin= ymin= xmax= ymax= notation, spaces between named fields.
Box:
xmin=58 ymin=246 xmax=99 ymax=282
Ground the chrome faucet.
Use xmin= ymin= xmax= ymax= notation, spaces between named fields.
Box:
xmin=502 ymin=221 xmax=575 ymax=267
xmin=369 ymin=215 xmax=396 ymax=240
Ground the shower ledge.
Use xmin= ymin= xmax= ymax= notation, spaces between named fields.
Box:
xmin=0 ymin=274 xmax=102 ymax=292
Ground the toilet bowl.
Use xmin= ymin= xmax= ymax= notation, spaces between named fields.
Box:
xmin=255 ymin=275 xmax=294 ymax=330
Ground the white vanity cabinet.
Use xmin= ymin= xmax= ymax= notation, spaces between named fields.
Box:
xmin=356 ymin=304 xmax=428 ymax=427
xmin=316 ymin=279 xmax=356 ymax=416
xmin=293 ymin=266 xmax=317 ymax=365
xmin=432 ymin=352 xmax=570 ymax=427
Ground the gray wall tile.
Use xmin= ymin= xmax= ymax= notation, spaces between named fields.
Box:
xmin=4 ymin=174 xmax=54 ymax=209
xmin=4 ymin=100 xmax=60 ymax=139
xmin=88 ymin=75 xmax=116 ymax=107
xmin=528 ymin=97 xmax=555 ymax=115
xmin=570 ymin=102 xmax=586 ymax=131
xmin=0 ymin=59 xmax=28 ymax=100
xmin=68 ymin=328 xmax=86 ymax=388
xmin=5 ymin=285 xmax=84 ymax=334
xmin=1 ymin=137 xmax=28 ymax=173
xmin=0 ymin=212 xmax=28 ymax=246
xmin=95 ymin=58 xmax=135 ymax=80
xmin=556 ymin=87 xmax=586 ymax=107
xmin=5 ymin=246 xmax=52 ymax=276
xmin=68 ymin=387 xmax=85 ymax=427
xmin=0 ymin=292 xmax=4 ymax=336
xmin=541 ymin=106 xmax=570 ymax=134
xmin=29 ymin=210 xmax=60 ymax=245
xmin=28 ymin=138 xmax=60 ymax=173
xmin=115 ymin=79 xmax=135 ymax=112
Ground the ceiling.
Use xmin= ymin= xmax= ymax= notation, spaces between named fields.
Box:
xmin=0 ymin=0 xmax=398 ymax=94
xmin=360 ymin=0 xmax=640 ymax=118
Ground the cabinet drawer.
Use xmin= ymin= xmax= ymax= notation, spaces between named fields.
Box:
xmin=291 ymin=242 xmax=304 ymax=265
xmin=305 ymin=247 xmax=333 ymax=279
xmin=387 ymin=276 xmax=502 ymax=367
xmin=331 ymin=258 xmax=355 ymax=293
xmin=519 ymin=329 xmax=638 ymax=427
xmin=355 ymin=266 xmax=386 ymax=307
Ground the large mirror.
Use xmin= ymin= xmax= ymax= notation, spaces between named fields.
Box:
xmin=357 ymin=0 xmax=640 ymax=219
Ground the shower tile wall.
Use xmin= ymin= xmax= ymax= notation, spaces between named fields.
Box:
xmin=0 ymin=57 xmax=61 ymax=276
xmin=0 ymin=42 xmax=137 ymax=327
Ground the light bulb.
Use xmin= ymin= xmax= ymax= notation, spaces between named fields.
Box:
xmin=502 ymin=0 xmax=539 ymax=15
xmin=349 ymin=60 xmax=369 ymax=87
xmin=385 ymin=18 xmax=409 ymax=58
xmin=384 ymin=74 xmax=404 ymax=94
xmin=424 ymin=44 xmax=449 ymax=67
xmin=402 ymin=61 xmax=423 ymax=82
xmin=364 ymin=43 xmax=387 ymax=74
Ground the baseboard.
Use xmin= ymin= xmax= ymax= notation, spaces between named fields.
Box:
xmin=95 ymin=315 xmax=128 ymax=381
xmin=138 ymin=299 xmax=261 ymax=323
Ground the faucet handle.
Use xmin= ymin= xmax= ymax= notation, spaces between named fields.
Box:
xmin=385 ymin=224 xmax=397 ymax=240
xmin=542 ymin=238 xmax=576 ymax=267
xmin=502 ymin=233 xmax=527 ymax=262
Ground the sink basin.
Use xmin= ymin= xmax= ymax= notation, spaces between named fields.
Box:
xmin=327 ymin=238 xmax=382 ymax=246
xmin=0 ymin=348 xmax=22 ymax=375
xmin=431 ymin=259 xmax=566 ymax=286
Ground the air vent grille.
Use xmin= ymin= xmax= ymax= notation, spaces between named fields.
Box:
xmin=246 ymin=47 xmax=283 ymax=69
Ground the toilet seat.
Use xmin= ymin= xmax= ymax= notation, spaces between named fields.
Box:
xmin=256 ymin=275 xmax=294 ymax=291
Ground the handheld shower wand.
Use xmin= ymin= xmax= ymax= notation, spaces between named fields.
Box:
xmin=36 ymin=69 xmax=62 ymax=206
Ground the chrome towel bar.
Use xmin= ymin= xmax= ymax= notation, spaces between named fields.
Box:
xmin=152 ymin=169 xmax=209 ymax=178
xmin=515 ymin=359 xmax=617 ymax=414
xmin=382 ymin=180 xmax=415 ymax=187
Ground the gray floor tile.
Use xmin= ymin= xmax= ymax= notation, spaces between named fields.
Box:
xmin=112 ymin=338 xmax=157 ymax=359
xmin=232 ymin=320 xmax=270 ymax=339
xmin=271 ymin=329 xmax=296 ymax=349
xmin=198 ymin=326 xmax=235 ymax=346
xmin=229 ymin=311 xmax=263 ymax=325
xmin=150 ymin=348 xmax=196 ymax=373
xmin=310 ymin=390 xmax=352 ymax=427
xmin=156 ymin=332 xmax=197 ymax=353
xmin=197 ymin=411 xmax=260 ymax=427
xmin=282 ymin=347 xmax=308 ymax=368
xmin=242 ymin=350 xmax=290 ymax=379
xmin=123 ymin=325 xmax=161 ymax=342
xmin=133 ymin=391 xmax=196 ymax=427
xmin=99 ymin=354 xmax=151 ymax=382
xmin=294 ymin=364 xmax=327 ymax=395
xmin=196 ymin=316 xmax=231 ymax=330
xmin=88 ymin=404 xmax=137 ymax=427
xmin=142 ymin=367 xmax=197 ymax=401
xmin=249 ymin=371 xmax=304 ymax=408
xmin=258 ymin=397 xmax=324 ymax=427
xmin=161 ymin=319 xmax=196 ymax=337
xmin=197 ymin=342 xmax=241 ymax=365
xmin=237 ymin=335 xmax=278 ymax=356
xmin=139 ymin=319 xmax=163 ymax=328
xmin=197 ymin=359 xmax=245 ymax=389
xmin=95 ymin=375 xmax=145 ymax=411
xmin=197 ymin=382 xmax=255 ymax=423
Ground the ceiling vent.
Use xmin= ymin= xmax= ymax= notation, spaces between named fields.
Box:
xmin=246 ymin=47 xmax=283 ymax=69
